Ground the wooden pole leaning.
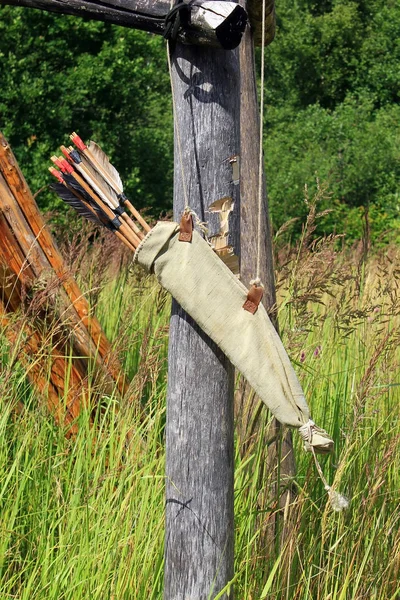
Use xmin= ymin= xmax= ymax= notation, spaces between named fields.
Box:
xmin=0 ymin=134 xmax=128 ymax=395
xmin=0 ymin=133 xmax=129 ymax=426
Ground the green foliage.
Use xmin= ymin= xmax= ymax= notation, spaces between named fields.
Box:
xmin=0 ymin=0 xmax=399 ymax=242
xmin=0 ymin=7 xmax=173 ymax=217
xmin=266 ymin=98 xmax=400 ymax=243
xmin=1 ymin=234 xmax=399 ymax=598
xmin=266 ymin=0 xmax=400 ymax=110
xmin=263 ymin=0 xmax=400 ymax=243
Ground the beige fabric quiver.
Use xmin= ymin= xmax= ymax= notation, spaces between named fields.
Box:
xmin=135 ymin=221 xmax=334 ymax=449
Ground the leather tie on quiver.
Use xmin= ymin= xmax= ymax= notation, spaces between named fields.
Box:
xmin=134 ymin=221 xmax=334 ymax=451
xmin=178 ymin=209 xmax=193 ymax=242
xmin=243 ymin=281 xmax=264 ymax=314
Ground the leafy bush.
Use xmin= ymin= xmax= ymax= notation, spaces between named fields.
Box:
xmin=0 ymin=7 xmax=173 ymax=217
xmin=263 ymin=0 xmax=400 ymax=244
xmin=1 ymin=0 xmax=399 ymax=243
xmin=266 ymin=98 xmax=400 ymax=244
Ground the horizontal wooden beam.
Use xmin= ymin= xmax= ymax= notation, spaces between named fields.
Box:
xmin=0 ymin=0 xmax=247 ymax=49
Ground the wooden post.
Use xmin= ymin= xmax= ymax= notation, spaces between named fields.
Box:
xmin=1 ymin=0 xmax=300 ymax=588
xmin=236 ymin=23 xmax=278 ymax=455
xmin=164 ymin=41 xmax=240 ymax=598
xmin=237 ymin=8 xmax=296 ymax=547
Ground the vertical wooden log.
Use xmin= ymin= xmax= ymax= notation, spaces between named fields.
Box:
xmin=237 ymin=25 xmax=296 ymax=545
xmin=164 ymin=40 xmax=240 ymax=599
xmin=239 ymin=27 xmax=275 ymax=309
xmin=237 ymin=25 xmax=280 ymax=451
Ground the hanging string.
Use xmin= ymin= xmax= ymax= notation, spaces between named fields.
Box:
xmin=253 ymin=0 xmax=267 ymax=286
xmin=311 ymin=446 xmax=349 ymax=512
xmin=299 ymin=420 xmax=349 ymax=512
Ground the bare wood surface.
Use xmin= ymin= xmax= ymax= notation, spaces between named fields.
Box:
xmin=0 ymin=258 xmax=86 ymax=429
xmin=164 ymin=39 xmax=240 ymax=598
xmin=0 ymin=133 xmax=130 ymax=427
xmin=0 ymin=298 xmax=67 ymax=425
xmin=236 ymin=25 xmax=277 ymax=450
xmin=239 ymin=27 xmax=275 ymax=311
xmin=237 ymin=23 xmax=296 ymax=550
xmin=5 ymin=318 xmax=86 ymax=429
xmin=0 ymin=0 xmax=247 ymax=49
xmin=0 ymin=190 xmax=88 ymax=427
xmin=0 ymin=206 xmax=36 ymax=291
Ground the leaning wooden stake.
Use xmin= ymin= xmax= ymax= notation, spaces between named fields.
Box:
xmin=164 ymin=41 xmax=240 ymax=598
xmin=0 ymin=133 xmax=127 ymax=394
xmin=0 ymin=133 xmax=128 ymax=427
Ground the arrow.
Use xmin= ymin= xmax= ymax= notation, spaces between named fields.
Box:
xmin=61 ymin=145 xmax=145 ymax=242
xmin=49 ymin=166 xmax=137 ymax=251
xmin=49 ymin=139 xmax=146 ymax=250
xmin=70 ymin=132 xmax=151 ymax=233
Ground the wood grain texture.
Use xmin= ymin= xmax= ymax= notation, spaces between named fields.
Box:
xmin=237 ymin=25 xmax=296 ymax=551
xmin=0 ymin=133 xmax=130 ymax=428
xmin=0 ymin=133 xmax=128 ymax=396
xmin=239 ymin=26 xmax=275 ymax=315
xmin=0 ymin=0 xmax=247 ymax=49
xmin=164 ymin=39 xmax=240 ymax=599
xmin=0 ymin=296 xmax=67 ymax=425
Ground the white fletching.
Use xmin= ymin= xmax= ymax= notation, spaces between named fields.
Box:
xmin=88 ymin=141 xmax=124 ymax=194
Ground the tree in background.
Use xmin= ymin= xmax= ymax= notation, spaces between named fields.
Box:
xmin=0 ymin=7 xmax=173 ymax=219
xmin=0 ymin=0 xmax=399 ymax=243
xmin=264 ymin=0 xmax=400 ymax=244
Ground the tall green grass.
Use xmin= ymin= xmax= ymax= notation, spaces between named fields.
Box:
xmin=0 ymin=230 xmax=399 ymax=599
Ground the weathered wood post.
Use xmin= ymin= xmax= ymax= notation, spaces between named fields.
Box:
xmin=0 ymin=0 xmax=246 ymax=594
xmin=237 ymin=1 xmax=296 ymax=547
xmin=164 ymin=38 xmax=241 ymax=598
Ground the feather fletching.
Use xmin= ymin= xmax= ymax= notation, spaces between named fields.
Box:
xmin=54 ymin=178 xmax=115 ymax=230
xmin=62 ymin=173 xmax=93 ymax=204
xmin=87 ymin=141 xmax=123 ymax=193
xmin=77 ymin=152 xmax=120 ymax=207
xmin=51 ymin=183 xmax=105 ymax=227
xmin=50 ymin=133 xmax=150 ymax=251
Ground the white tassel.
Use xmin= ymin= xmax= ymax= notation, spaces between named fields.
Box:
xmin=328 ymin=489 xmax=350 ymax=512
